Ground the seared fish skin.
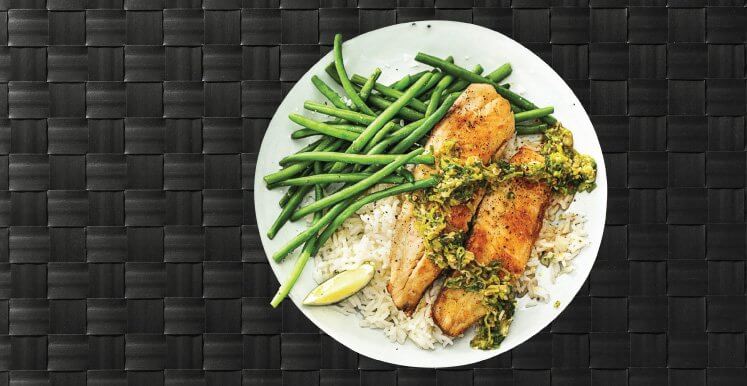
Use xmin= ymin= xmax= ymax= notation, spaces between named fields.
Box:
xmin=432 ymin=147 xmax=552 ymax=336
xmin=387 ymin=84 xmax=515 ymax=314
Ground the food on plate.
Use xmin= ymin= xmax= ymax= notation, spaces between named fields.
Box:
xmin=432 ymin=147 xmax=552 ymax=346
xmin=263 ymin=33 xmax=596 ymax=350
xmin=388 ymin=84 xmax=515 ymax=314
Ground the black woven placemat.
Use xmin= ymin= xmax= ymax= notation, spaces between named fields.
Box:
xmin=1 ymin=1 xmax=746 ymax=385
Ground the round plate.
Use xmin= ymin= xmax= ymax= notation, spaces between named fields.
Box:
xmin=254 ymin=21 xmax=607 ymax=368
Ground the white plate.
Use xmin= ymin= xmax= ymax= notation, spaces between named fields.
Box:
xmin=254 ymin=21 xmax=607 ymax=368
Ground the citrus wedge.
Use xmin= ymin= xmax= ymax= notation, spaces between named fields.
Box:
xmin=303 ymin=263 xmax=375 ymax=306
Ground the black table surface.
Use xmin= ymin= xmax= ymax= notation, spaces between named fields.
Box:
xmin=1 ymin=1 xmax=746 ymax=385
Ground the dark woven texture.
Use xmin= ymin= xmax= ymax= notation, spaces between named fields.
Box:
xmin=0 ymin=0 xmax=745 ymax=385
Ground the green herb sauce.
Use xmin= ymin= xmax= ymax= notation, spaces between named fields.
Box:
xmin=411 ymin=124 xmax=597 ymax=350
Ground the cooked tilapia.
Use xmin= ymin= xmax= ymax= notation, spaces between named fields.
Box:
xmin=387 ymin=84 xmax=515 ymax=314
xmin=432 ymin=147 xmax=552 ymax=336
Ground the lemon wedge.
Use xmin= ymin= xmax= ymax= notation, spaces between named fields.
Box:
xmin=303 ymin=263 xmax=375 ymax=306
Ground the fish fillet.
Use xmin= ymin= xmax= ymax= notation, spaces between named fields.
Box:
xmin=432 ymin=147 xmax=552 ymax=336
xmin=387 ymin=84 xmax=515 ymax=314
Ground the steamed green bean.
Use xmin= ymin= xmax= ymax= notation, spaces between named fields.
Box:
xmin=326 ymin=73 xmax=432 ymax=173
xmin=486 ymin=63 xmax=512 ymax=83
xmin=390 ymin=93 xmax=460 ymax=154
xmin=263 ymin=137 xmax=337 ymax=185
xmin=444 ymin=64 xmax=484 ymax=94
xmin=311 ymin=75 xmax=350 ymax=110
xmin=290 ymin=148 xmax=425 ymax=221
xmin=514 ymin=107 xmax=554 ymax=122
xmin=270 ymin=176 xmax=324 ymax=307
xmin=270 ymin=173 xmax=406 ymax=188
xmin=389 ymin=70 xmax=429 ymax=90
xmin=315 ymin=177 xmax=439 ymax=249
xmin=280 ymin=151 xmax=434 ymax=167
xmin=350 ymin=74 xmax=429 ymax=113
xmin=516 ymin=124 xmax=549 ymax=135
xmin=359 ymin=68 xmax=381 ymax=101
xmin=289 ymin=114 xmax=362 ymax=142
xmin=415 ymin=52 xmax=557 ymax=125
xmin=333 ymin=34 xmax=375 ymax=115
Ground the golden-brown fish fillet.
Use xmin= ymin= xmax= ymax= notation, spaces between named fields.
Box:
xmin=432 ymin=147 xmax=552 ymax=336
xmin=387 ymin=84 xmax=515 ymax=314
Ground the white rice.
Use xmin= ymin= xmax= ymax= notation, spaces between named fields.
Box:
xmin=515 ymin=195 xmax=588 ymax=303
xmin=314 ymin=188 xmax=453 ymax=349
xmin=313 ymin=134 xmax=589 ymax=349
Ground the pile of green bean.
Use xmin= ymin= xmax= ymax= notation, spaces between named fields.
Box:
xmin=267 ymin=34 xmax=556 ymax=307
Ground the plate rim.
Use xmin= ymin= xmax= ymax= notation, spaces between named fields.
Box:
xmin=253 ymin=20 xmax=608 ymax=368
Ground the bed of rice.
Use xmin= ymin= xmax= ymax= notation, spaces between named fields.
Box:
xmin=312 ymin=134 xmax=589 ymax=350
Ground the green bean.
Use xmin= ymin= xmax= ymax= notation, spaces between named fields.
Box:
xmin=363 ymin=119 xmax=425 ymax=155
xmin=263 ymin=149 xmax=324 ymax=187
xmin=273 ymin=198 xmax=350 ymax=262
xmin=416 ymin=52 xmax=493 ymax=85
xmin=444 ymin=64 xmax=484 ymax=94
xmin=267 ymin=184 xmax=313 ymax=239
xmin=364 ymin=118 xmax=430 ymax=156
xmin=290 ymin=148 xmax=425 ymax=221
xmin=311 ymin=75 xmax=350 ymax=110
xmin=333 ymin=34 xmax=375 ymax=115
xmin=270 ymin=164 xmax=326 ymax=307
xmin=358 ymin=67 xmax=381 ymax=101
xmin=327 ymin=73 xmax=432 ymax=173
xmin=269 ymin=155 xmax=341 ymax=237
xmin=389 ymin=74 xmax=411 ymax=91
xmin=269 ymin=230 xmax=314 ymax=306
xmin=420 ymin=72 xmax=454 ymax=101
xmin=280 ymin=151 xmax=434 ymax=167
xmin=366 ymin=94 xmax=425 ymax=121
xmin=514 ymin=107 xmax=554 ymax=122
xmin=279 ymin=187 xmax=295 ymax=207
xmin=304 ymin=101 xmax=409 ymax=136
xmin=417 ymin=72 xmax=447 ymax=98
xmin=390 ymin=93 xmax=460 ymax=154
xmin=396 ymin=167 xmax=415 ymax=183
xmin=264 ymin=137 xmax=344 ymax=187
xmin=325 ymin=62 xmax=341 ymax=82
xmin=270 ymin=173 xmax=406 ymax=188
xmin=486 ymin=63 xmax=512 ymax=83
xmin=311 ymin=162 xmax=324 ymax=198
xmin=364 ymin=121 xmax=395 ymax=154
xmin=304 ymin=101 xmax=426 ymax=147
xmin=275 ymin=160 xmax=428 ymax=265
xmin=324 ymin=65 xmax=425 ymax=122
xmin=315 ymin=177 xmax=438 ymax=249
xmin=415 ymin=56 xmax=454 ymax=98
xmin=277 ymin=140 xmax=325 ymax=204
xmin=263 ymin=137 xmax=335 ymax=185
xmin=386 ymin=119 xmax=428 ymax=144
xmin=425 ymin=90 xmax=441 ymax=118
xmin=289 ymin=114 xmax=364 ymax=142
xmin=510 ymin=103 xmax=524 ymax=113
xmin=362 ymin=112 xmax=427 ymax=156
xmin=516 ymin=119 xmax=541 ymax=126
xmin=389 ymin=70 xmax=429 ymax=91
xmin=495 ymin=86 xmax=558 ymax=125
xmin=365 ymin=137 xmax=396 ymax=156
xmin=416 ymin=53 xmax=557 ymax=125
xmin=350 ymin=74 xmax=428 ymax=113
xmin=291 ymin=123 xmax=366 ymax=140
xmin=288 ymin=138 xmax=325 ymax=154
xmin=304 ymin=100 xmax=378 ymax=126
xmin=516 ymin=124 xmax=548 ymax=135
xmin=425 ymin=74 xmax=453 ymax=117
